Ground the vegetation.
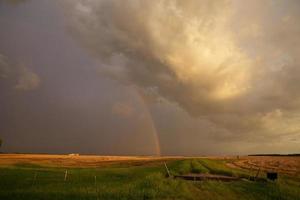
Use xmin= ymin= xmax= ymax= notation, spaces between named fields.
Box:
xmin=0 ymin=158 xmax=299 ymax=200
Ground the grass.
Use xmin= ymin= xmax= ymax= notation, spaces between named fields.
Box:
xmin=0 ymin=158 xmax=299 ymax=200
xmin=198 ymin=159 xmax=248 ymax=177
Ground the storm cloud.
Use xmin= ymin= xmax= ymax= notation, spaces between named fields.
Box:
xmin=1 ymin=0 xmax=299 ymax=155
xmin=0 ymin=54 xmax=40 ymax=91
xmin=61 ymin=0 xmax=300 ymax=146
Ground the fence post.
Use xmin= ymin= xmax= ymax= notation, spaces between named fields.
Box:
xmin=255 ymin=168 xmax=261 ymax=180
xmin=32 ymin=172 xmax=37 ymax=186
xmin=164 ymin=162 xmax=171 ymax=177
xmin=64 ymin=170 xmax=68 ymax=181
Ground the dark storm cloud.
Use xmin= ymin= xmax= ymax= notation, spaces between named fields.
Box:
xmin=0 ymin=0 xmax=160 ymax=155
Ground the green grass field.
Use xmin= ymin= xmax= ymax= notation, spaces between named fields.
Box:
xmin=0 ymin=158 xmax=299 ymax=200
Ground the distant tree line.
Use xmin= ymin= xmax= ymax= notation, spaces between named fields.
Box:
xmin=248 ymin=154 xmax=300 ymax=157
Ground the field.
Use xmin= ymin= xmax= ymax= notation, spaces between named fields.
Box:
xmin=0 ymin=154 xmax=299 ymax=200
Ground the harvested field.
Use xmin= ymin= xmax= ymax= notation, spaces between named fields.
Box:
xmin=0 ymin=154 xmax=182 ymax=168
xmin=228 ymin=156 xmax=300 ymax=176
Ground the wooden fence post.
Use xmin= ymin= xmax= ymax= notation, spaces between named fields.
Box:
xmin=164 ymin=163 xmax=171 ymax=177
xmin=255 ymin=168 xmax=261 ymax=180
xmin=32 ymin=172 xmax=37 ymax=185
xmin=64 ymin=170 xmax=68 ymax=181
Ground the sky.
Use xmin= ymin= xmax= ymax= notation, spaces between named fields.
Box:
xmin=0 ymin=0 xmax=300 ymax=156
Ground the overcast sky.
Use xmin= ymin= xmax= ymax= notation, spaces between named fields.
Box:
xmin=0 ymin=0 xmax=299 ymax=156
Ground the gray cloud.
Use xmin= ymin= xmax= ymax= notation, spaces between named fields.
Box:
xmin=111 ymin=101 xmax=134 ymax=118
xmin=0 ymin=0 xmax=29 ymax=6
xmin=62 ymin=0 xmax=300 ymax=150
xmin=0 ymin=54 xmax=40 ymax=91
xmin=14 ymin=64 xmax=40 ymax=91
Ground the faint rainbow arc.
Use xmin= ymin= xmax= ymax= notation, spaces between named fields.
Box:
xmin=129 ymin=87 xmax=161 ymax=156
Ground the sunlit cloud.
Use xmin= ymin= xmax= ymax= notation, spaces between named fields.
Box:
xmin=61 ymin=0 xmax=300 ymax=152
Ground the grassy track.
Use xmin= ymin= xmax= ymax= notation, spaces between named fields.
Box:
xmin=0 ymin=159 xmax=299 ymax=200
